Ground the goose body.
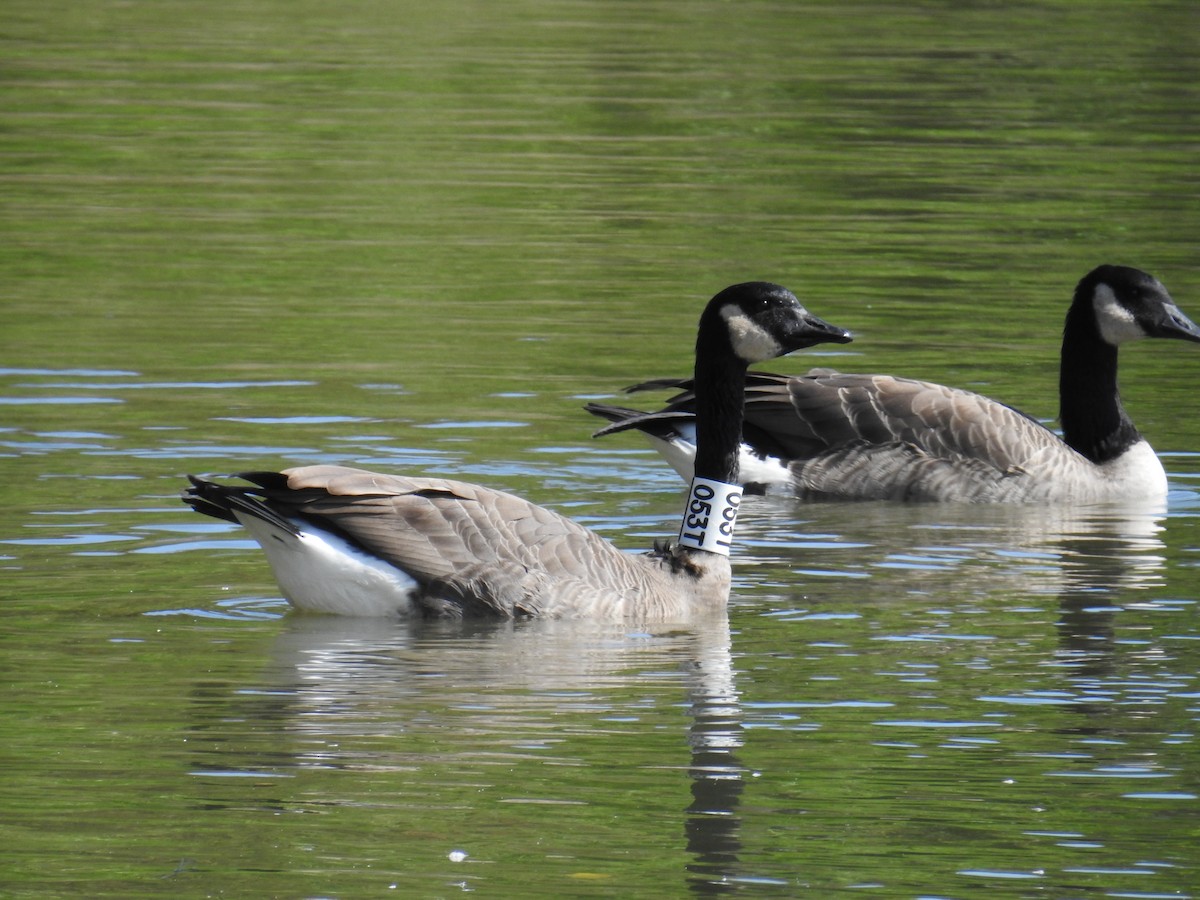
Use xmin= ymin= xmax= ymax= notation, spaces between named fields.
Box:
xmin=587 ymin=266 xmax=1200 ymax=503
xmin=183 ymin=283 xmax=851 ymax=618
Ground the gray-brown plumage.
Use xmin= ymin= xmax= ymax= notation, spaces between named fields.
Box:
xmin=183 ymin=282 xmax=851 ymax=618
xmin=188 ymin=467 xmax=722 ymax=619
xmin=588 ymin=266 xmax=1200 ymax=503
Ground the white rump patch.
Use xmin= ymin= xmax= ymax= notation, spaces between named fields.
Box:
xmin=1093 ymin=283 xmax=1147 ymax=345
xmin=721 ymin=304 xmax=782 ymax=362
xmin=235 ymin=512 xmax=420 ymax=617
xmin=635 ymin=425 xmax=792 ymax=490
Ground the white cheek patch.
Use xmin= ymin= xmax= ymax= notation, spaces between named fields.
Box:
xmin=1093 ymin=284 xmax=1147 ymax=345
xmin=721 ymin=304 xmax=783 ymax=362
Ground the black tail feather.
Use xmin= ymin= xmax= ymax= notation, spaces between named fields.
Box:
xmin=182 ymin=473 xmax=300 ymax=535
xmin=583 ymin=402 xmax=695 ymax=439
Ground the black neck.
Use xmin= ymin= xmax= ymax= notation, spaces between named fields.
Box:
xmin=692 ymin=336 xmax=748 ymax=484
xmin=1059 ymin=308 xmax=1141 ymax=463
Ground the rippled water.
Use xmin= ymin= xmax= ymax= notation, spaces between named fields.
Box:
xmin=4 ymin=0 xmax=1200 ymax=896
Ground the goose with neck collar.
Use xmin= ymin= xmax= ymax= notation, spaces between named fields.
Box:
xmin=183 ymin=282 xmax=851 ymax=617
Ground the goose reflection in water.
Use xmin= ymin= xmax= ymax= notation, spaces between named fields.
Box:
xmin=174 ymin=496 xmax=1174 ymax=893
xmin=181 ymin=613 xmax=751 ymax=893
xmin=680 ymin=632 xmax=746 ymax=895
xmin=1043 ymin=500 xmax=1171 ymax=694
xmin=730 ymin=492 xmax=1167 ymax=615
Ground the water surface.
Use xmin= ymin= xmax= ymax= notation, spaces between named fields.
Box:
xmin=3 ymin=0 xmax=1200 ymax=896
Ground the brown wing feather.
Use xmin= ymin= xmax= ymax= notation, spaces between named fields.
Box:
xmin=614 ymin=371 xmax=1086 ymax=501
xmin=280 ymin=467 xmax=625 ymax=579
xmin=736 ymin=371 xmax=1064 ymax=474
xmin=269 ymin=466 xmax=713 ymax=618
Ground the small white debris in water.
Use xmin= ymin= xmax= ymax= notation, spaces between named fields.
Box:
xmin=448 ymin=850 xmax=468 ymax=863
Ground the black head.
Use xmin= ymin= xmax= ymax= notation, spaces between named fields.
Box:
xmin=1072 ymin=265 xmax=1200 ymax=346
xmin=701 ymin=281 xmax=852 ymax=364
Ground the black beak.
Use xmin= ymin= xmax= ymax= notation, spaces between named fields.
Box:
xmin=1151 ymin=299 xmax=1200 ymax=344
xmin=786 ymin=310 xmax=853 ymax=352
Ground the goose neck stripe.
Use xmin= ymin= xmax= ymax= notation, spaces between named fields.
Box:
xmin=678 ymin=477 xmax=741 ymax=555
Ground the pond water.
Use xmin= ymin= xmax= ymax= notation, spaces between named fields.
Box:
xmin=3 ymin=0 xmax=1200 ymax=896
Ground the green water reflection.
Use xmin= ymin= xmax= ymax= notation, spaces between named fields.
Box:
xmin=3 ymin=0 xmax=1199 ymax=895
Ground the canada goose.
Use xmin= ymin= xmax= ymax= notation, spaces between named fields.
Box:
xmin=586 ymin=265 xmax=1200 ymax=503
xmin=182 ymin=282 xmax=852 ymax=618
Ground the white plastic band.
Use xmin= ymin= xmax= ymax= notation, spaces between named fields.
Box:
xmin=677 ymin=477 xmax=742 ymax=556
